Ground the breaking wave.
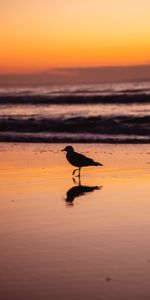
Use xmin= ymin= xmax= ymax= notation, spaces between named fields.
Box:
xmin=0 ymin=82 xmax=150 ymax=143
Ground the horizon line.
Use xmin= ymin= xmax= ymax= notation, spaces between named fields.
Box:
xmin=0 ymin=63 xmax=150 ymax=76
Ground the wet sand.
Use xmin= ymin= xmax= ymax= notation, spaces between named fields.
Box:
xmin=0 ymin=143 xmax=150 ymax=300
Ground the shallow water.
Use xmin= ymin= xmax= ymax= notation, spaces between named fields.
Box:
xmin=0 ymin=143 xmax=150 ymax=300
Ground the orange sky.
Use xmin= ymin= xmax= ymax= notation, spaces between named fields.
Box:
xmin=1 ymin=0 xmax=150 ymax=73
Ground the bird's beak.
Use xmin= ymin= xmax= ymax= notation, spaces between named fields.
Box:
xmin=61 ymin=148 xmax=65 ymax=152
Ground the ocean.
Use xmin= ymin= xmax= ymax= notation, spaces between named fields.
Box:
xmin=0 ymin=82 xmax=150 ymax=143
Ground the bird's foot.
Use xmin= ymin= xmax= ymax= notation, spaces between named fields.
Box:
xmin=72 ymin=169 xmax=78 ymax=176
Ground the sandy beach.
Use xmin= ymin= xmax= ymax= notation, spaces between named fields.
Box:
xmin=0 ymin=143 xmax=150 ymax=300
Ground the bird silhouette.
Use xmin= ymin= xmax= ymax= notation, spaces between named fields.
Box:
xmin=62 ymin=145 xmax=103 ymax=177
xmin=65 ymin=177 xmax=102 ymax=206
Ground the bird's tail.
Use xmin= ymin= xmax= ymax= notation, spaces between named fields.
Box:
xmin=94 ymin=162 xmax=103 ymax=166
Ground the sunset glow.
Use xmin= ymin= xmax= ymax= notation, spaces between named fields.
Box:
xmin=1 ymin=0 xmax=150 ymax=73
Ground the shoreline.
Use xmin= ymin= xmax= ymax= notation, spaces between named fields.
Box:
xmin=0 ymin=136 xmax=149 ymax=144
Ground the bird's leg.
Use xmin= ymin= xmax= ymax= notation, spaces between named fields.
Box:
xmin=78 ymin=167 xmax=81 ymax=178
xmin=73 ymin=168 xmax=81 ymax=177
xmin=72 ymin=177 xmax=78 ymax=185
xmin=78 ymin=175 xmax=81 ymax=186
xmin=73 ymin=175 xmax=81 ymax=186
xmin=72 ymin=177 xmax=77 ymax=184
xmin=72 ymin=168 xmax=78 ymax=176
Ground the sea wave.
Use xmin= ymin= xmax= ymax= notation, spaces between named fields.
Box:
xmin=0 ymin=115 xmax=149 ymax=143
xmin=0 ymin=83 xmax=149 ymax=143
xmin=0 ymin=93 xmax=150 ymax=105
xmin=0 ymin=132 xmax=149 ymax=144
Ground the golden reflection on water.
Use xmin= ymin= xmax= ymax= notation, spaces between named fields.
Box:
xmin=0 ymin=143 xmax=150 ymax=300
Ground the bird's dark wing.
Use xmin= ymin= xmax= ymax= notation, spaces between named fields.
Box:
xmin=73 ymin=152 xmax=99 ymax=167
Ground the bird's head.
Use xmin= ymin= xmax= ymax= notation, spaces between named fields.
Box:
xmin=62 ymin=145 xmax=74 ymax=153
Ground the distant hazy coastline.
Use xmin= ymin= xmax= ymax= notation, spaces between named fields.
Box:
xmin=0 ymin=65 xmax=150 ymax=86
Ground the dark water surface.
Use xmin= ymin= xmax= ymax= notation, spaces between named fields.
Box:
xmin=0 ymin=82 xmax=150 ymax=143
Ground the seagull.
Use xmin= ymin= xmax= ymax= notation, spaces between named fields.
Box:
xmin=62 ymin=145 xmax=103 ymax=177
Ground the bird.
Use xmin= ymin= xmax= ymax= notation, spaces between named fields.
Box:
xmin=62 ymin=145 xmax=103 ymax=177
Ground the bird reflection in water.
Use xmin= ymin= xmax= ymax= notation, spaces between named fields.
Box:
xmin=65 ymin=177 xmax=102 ymax=206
